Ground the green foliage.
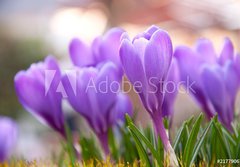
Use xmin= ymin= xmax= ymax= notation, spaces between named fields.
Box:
xmin=125 ymin=114 xmax=240 ymax=166
xmin=25 ymin=114 xmax=240 ymax=166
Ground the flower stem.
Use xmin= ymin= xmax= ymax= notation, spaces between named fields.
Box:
xmin=151 ymin=112 xmax=169 ymax=148
xmin=202 ymin=101 xmax=214 ymax=120
xmin=151 ymin=112 xmax=179 ymax=166
xmin=97 ymin=132 xmax=110 ymax=156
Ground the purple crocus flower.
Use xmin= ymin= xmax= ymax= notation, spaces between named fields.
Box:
xmin=62 ymin=62 xmax=132 ymax=155
xmin=14 ymin=56 xmax=65 ymax=135
xmin=119 ymin=25 xmax=178 ymax=165
xmin=174 ymin=38 xmax=240 ymax=130
xmin=0 ymin=117 xmax=17 ymax=162
xmin=69 ymin=28 xmax=124 ymax=70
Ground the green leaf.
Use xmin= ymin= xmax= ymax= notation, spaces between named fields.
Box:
xmin=232 ymin=124 xmax=239 ymax=139
xmin=64 ymin=123 xmax=76 ymax=166
xmin=173 ymin=121 xmax=188 ymax=151
xmin=222 ymin=127 xmax=236 ymax=146
xmin=108 ymin=128 xmax=118 ymax=160
xmin=236 ymin=129 xmax=240 ymax=158
xmin=179 ymin=116 xmax=194 ymax=153
xmin=183 ymin=114 xmax=203 ymax=166
xmin=79 ymin=137 xmax=101 ymax=161
xmin=127 ymin=119 xmax=158 ymax=155
xmin=213 ymin=121 xmax=232 ymax=158
xmin=129 ymin=121 xmax=162 ymax=165
xmin=127 ymin=127 xmax=152 ymax=167
xmin=163 ymin=117 xmax=169 ymax=129
xmin=119 ymin=123 xmax=138 ymax=162
xmin=189 ymin=117 xmax=213 ymax=165
xmin=126 ymin=114 xmax=157 ymax=166
xmin=186 ymin=115 xmax=195 ymax=127
xmin=181 ymin=124 xmax=190 ymax=152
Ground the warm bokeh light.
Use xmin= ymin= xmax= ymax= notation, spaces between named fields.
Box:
xmin=50 ymin=7 xmax=107 ymax=43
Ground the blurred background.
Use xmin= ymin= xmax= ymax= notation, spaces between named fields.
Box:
xmin=0 ymin=0 xmax=240 ymax=160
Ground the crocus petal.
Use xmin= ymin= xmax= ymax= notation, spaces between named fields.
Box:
xmin=132 ymin=25 xmax=159 ymax=41
xmin=223 ymin=61 xmax=239 ymax=102
xmin=109 ymin=93 xmax=132 ymax=124
xmin=201 ymin=65 xmax=227 ymax=122
xmin=150 ymin=29 xmax=173 ymax=78
xmin=91 ymin=37 xmax=101 ymax=62
xmin=95 ymin=62 xmax=119 ymax=116
xmin=87 ymin=83 xmax=107 ymax=133
xmin=133 ymin=37 xmax=149 ymax=62
xmin=162 ymin=58 xmax=179 ymax=118
xmin=234 ymin=53 xmax=240 ymax=76
xmin=219 ymin=38 xmax=234 ymax=65
xmin=223 ymin=62 xmax=239 ymax=127
xmin=120 ymin=39 xmax=147 ymax=92
xmin=44 ymin=57 xmax=64 ymax=129
xmin=195 ymin=38 xmax=216 ymax=63
xmin=120 ymin=32 xmax=131 ymax=41
xmin=144 ymin=37 xmax=165 ymax=112
xmin=63 ymin=67 xmax=97 ymax=121
xmin=94 ymin=62 xmax=123 ymax=133
xmin=120 ymin=39 xmax=150 ymax=111
xmin=0 ymin=117 xmax=17 ymax=162
xmin=174 ymin=46 xmax=202 ymax=86
xmin=15 ymin=72 xmax=47 ymax=115
xmin=69 ymin=38 xmax=95 ymax=67
xmin=144 ymin=39 xmax=164 ymax=82
xmin=145 ymin=25 xmax=159 ymax=35
xmin=45 ymin=56 xmax=62 ymax=86
xmin=97 ymin=28 xmax=124 ymax=65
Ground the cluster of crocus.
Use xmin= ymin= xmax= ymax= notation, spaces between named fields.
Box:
xmin=120 ymin=25 xmax=179 ymax=166
xmin=174 ymin=38 xmax=240 ymax=130
xmin=0 ymin=116 xmax=17 ymax=162
xmin=13 ymin=24 xmax=240 ymax=166
xmin=14 ymin=28 xmax=132 ymax=156
xmin=66 ymin=28 xmax=132 ymax=155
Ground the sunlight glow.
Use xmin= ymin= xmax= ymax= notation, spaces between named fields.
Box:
xmin=50 ymin=7 xmax=107 ymax=42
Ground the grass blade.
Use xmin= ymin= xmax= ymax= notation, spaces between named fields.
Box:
xmin=64 ymin=123 xmax=76 ymax=166
xmin=173 ymin=121 xmax=188 ymax=151
xmin=128 ymin=127 xmax=151 ymax=167
xmin=126 ymin=114 xmax=160 ymax=166
xmin=189 ymin=118 xmax=213 ymax=165
xmin=213 ymin=121 xmax=232 ymax=158
xmin=108 ymin=128 xmax=118 ymax=160
xmin=183 ymin=114 xmax=203 ymax=166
